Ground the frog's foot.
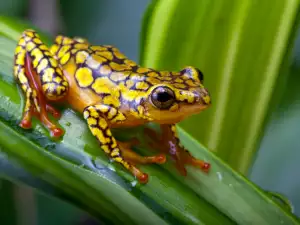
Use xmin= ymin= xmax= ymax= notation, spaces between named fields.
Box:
xmin=19 ymin=107 xmax=33 ymax=129
xmin=117 ymin=138 xmax=166 ymax=183
xmin=21 ymin=103 xmax=61 ymax=127
xmin=174 ymin=148 xmax=210 ymax=176
xmin=19 ymin=54 xmax=64 ymax=138
xmin=145 ymin=126 xmax=210 ymax=176
xmin=20 ymin=101 xmax=64 ymax=138
xmin=118 ymin=138 xmax=166 ymax=165
xmin=45 ymin=104 xmax=61 ymax=119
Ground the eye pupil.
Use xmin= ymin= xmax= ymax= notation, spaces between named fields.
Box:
xmin=156 ymin=92 xmax=171 ymax=102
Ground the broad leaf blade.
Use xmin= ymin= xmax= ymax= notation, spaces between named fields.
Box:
xmin=0 ymin=17 xmax=298 ymax=225
xmin=141 ymin=0 xmax=300 ymax=174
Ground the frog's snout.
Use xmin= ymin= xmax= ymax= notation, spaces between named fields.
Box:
xmin=195 ymin=88 xmax=211 ymax=105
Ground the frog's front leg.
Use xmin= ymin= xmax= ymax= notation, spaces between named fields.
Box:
xmin=83 ymin=105 xmax=166 ymax=183
xmin=14 ymin=29 xmax=68 ymax=137
xmin=146 ymin=124 xmax=210 ymax=176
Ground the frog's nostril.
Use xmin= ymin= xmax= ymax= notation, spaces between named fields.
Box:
xmin=200 ymin=89 xmax=211 ymax=105
xmin=193 ymin=91 xmax=211 ymax=105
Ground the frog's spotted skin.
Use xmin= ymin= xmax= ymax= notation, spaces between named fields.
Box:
xmin=14 ymin=30 xmax=68 ymax=136
xmin=13 ymin=29 xmax=211 ymax=183
xmin=14 ymin=30 xmax=68 ymax=100
xmin=50 ymin=35 xmax=210 ymax=121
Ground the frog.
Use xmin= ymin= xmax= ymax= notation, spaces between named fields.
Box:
xmin=13 ymin=29 xmax=211 ymax=183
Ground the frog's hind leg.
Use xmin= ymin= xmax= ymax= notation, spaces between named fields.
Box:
xmin=14 ymin=29 xmax=69 ymax=137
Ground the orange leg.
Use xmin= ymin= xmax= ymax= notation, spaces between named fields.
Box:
xmin=19 ymin=54 xmax=64 ymax=137
xmin=14 ymin=30 xmax=68 ymax=138
xmin=46 ymin=104 xmax=61 ymax=119
xmin=145 ymin=124 xmax=210 ymax=176
xmin=118 ymin=138 xmax=166 ymax=165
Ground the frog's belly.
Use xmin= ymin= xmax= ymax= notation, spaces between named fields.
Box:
xmin=64 ymin=72 xmax=99 ymax=113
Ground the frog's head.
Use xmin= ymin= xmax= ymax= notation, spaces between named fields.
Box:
xmin=144 ymin=66 xmax=211 ymax=124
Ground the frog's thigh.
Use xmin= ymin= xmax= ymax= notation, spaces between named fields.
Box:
xmin=14 ymin=29 xmax=68 ymax=137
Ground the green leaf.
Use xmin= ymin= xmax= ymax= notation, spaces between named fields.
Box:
xmin=0 ymin=16 xmax=299 ymax=225
xmin=0 ymin=179 xmax=17 ymax=225
xmin=140 ymin=0 xmax=300 ymax=174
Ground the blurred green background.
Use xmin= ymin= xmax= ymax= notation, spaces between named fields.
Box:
xmin=1 ymin=0 xmax=300 ymax=224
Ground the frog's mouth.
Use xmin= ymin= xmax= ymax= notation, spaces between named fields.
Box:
xmin=177 ymin=89 xmax=211 ymax=114
xmin=176 ymin=102 xmax=210 ymax=119
xmin=150 ymin=102 xmax=210 ymax=124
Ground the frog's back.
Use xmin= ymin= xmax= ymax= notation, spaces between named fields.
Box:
xmin=50 ymin=35 xmax=156 ymax=114
xmin=51 ymin=35 xmax=169 ymax=92
xmin=51 ymin=35 xmax=131 ymax=72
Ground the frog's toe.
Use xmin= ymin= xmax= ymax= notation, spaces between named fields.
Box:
xmin=139 ymin=173 xmax=149 ymax=184
xmin=118 ymin=140 xmax=166 ymax=165
xmin=50 ymin=127 xmax=64 ymax=138
xmin=178 ymin=149 xmax=211 ymax=173
xmin=138 ymin=153 xmax=166 ymax=164
xmin=130 ymin=166 xmax=149 ymax=183
xmin=188 ymin=157 xmax=211 ymax=173
xmin=154 ymin=154 xmax=167 ymax=164
xmin=39 ymin=112 xmax=64 ymax=138
xmin=20 ymin=117 xmax=32 ymax=129
xmin=46 ymin=104 xmax=61 ymax=119
xmin=172 ymin=152 xmax=211 ymax=175
xmin=20 ymin=107 xmax=33 ymax=129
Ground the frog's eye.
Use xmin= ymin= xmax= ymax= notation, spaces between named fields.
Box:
xmin=150 ymin=86 xmax=175 ymax=109
xmin=195 ymin=68 xmax=204 ymax=83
